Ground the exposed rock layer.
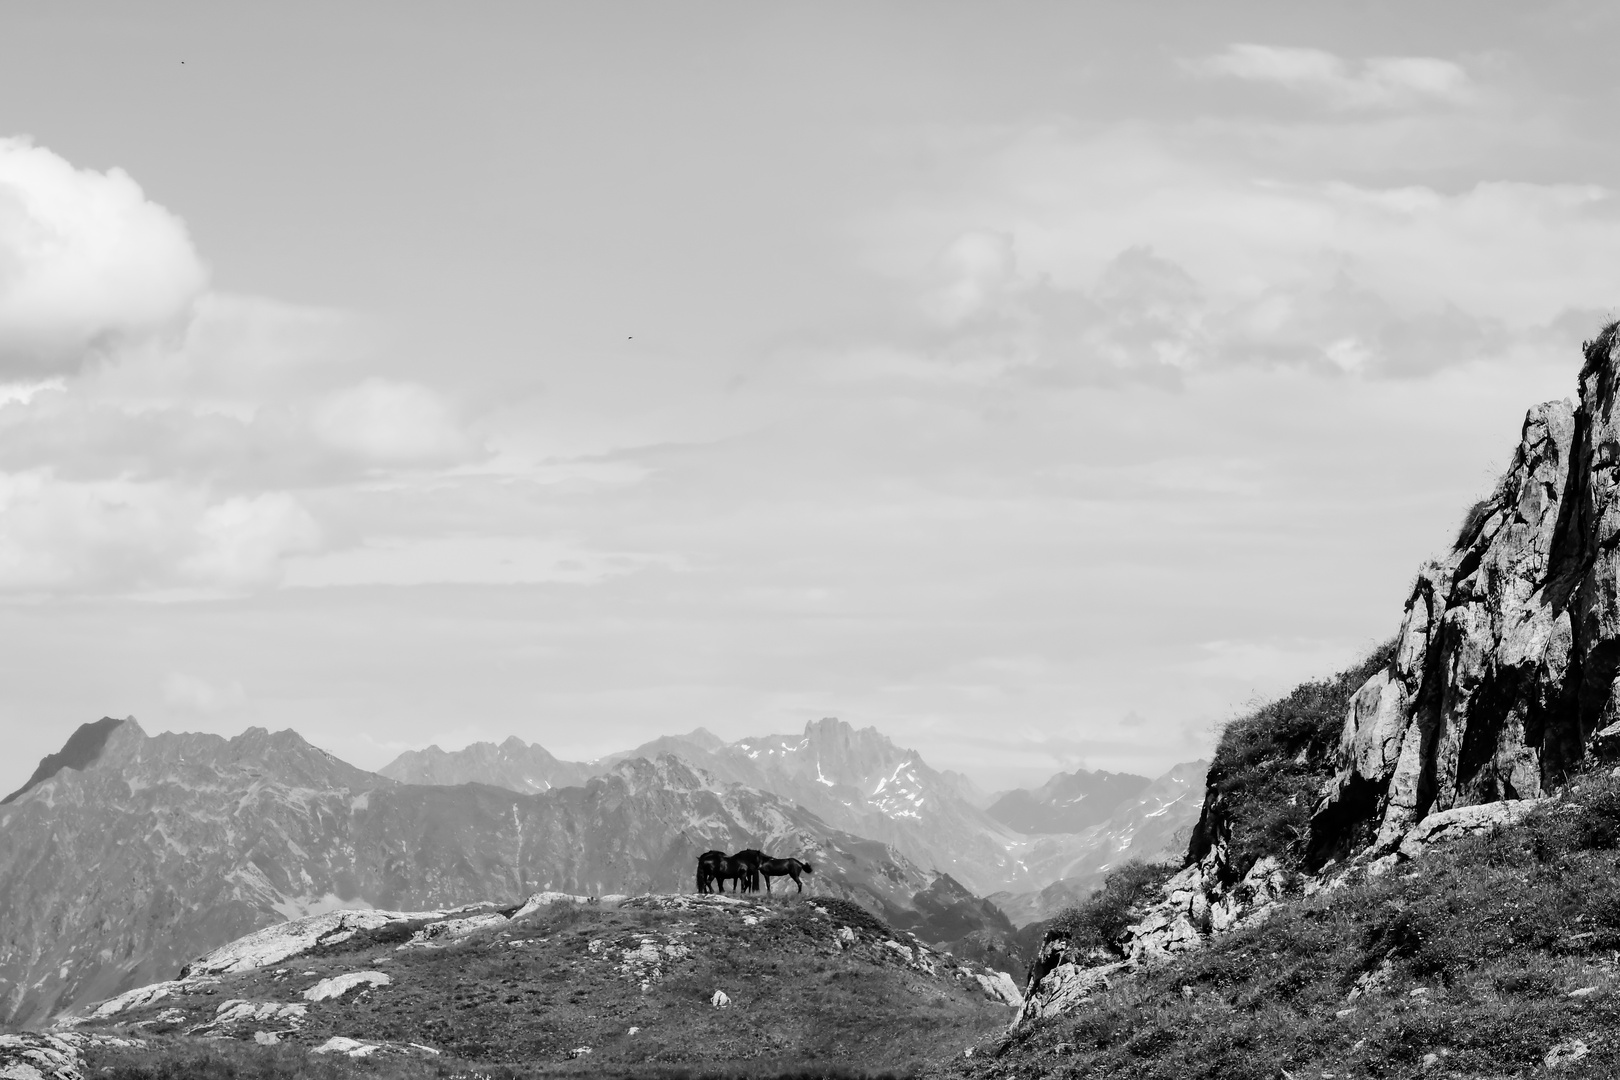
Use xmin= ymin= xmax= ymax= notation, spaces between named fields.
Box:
xmin=1311 ymin=329 xmax=1620 ymax=860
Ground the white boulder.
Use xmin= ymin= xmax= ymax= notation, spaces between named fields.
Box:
xmin=303 ymin=971 xmax=392 ymax=1002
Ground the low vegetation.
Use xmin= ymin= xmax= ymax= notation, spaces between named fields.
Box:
xmin=945 ymin=765 xmax=1620 ymax=1079
xmin=86 ymin=1037 xmax=910 ymax=1080
xmin=76 ymin=896 xmax=1011 ymax=1079
xmin=1196 ymin=640 xmax=1396 ymax=878
xmin=1041 ymin=861 xmax=1178 ymax=962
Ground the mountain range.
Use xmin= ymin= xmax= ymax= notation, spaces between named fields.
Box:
xmin=0 ymin=693 xmax=1203 ymax=1030
xmin=379 ymin=718 xmax=1196 ymax=901
xmin=0 ymin=717 xmax=1044 ymax=1027
xmin=983 ymin=766 xmax=1150 ymax=833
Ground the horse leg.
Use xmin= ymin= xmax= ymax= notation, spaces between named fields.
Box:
xmin=792 ymin=869 xmax=802 ymax=893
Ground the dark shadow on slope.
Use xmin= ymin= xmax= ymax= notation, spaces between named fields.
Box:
xmin=2 ymin=716 xmax=127 ymax=805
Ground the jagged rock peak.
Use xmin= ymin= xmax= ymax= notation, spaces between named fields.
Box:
xmin=608 ymin=752 xmax=718 ymax=793
xmin=1 ymin=716 xmax=134 ymax=805
xmin=1311 ymin=323 xmax=1620 ymax=863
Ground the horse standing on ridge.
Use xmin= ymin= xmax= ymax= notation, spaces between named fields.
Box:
xmin=695 ymin=850 xmax=758 ymax=893
xmin=758 ymin=856 xmax=813 ymax=894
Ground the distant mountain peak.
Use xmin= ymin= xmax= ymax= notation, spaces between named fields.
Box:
xmin=681 ymin=727 xmax=726 ymax=751
xmin=986 ymin=765 xmax=1153 ymax=835
xmin=2 ymin=716 xmax=134 ymax=805
xmin=378 ymin=735 xmax=590 ymax=793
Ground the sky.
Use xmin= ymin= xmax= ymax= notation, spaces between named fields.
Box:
xmin=2 ymin=1 xmax=1618 ymax=795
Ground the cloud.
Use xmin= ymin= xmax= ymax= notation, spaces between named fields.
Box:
xmin=179 ymin=492 xmax=323 ymax=589
xmin=310 ymin=378 xmax=477 ymax=465
xmin=0 ymin=473 xmax=320 ymax=594
xmin=0 ymin=135 xmax=484 ymax=599
xmin=862 ymin=120 xmax=1620 ymax=383
xmin=891 ymin=232 xmax=1522 ymax=385
xmin=0 ymin=137 xmax=207 ymax=378
xmin=283 ymin=535 xmax=677 ymax=588
xmin=1194 ymin=45 xmax=1473 ymax=110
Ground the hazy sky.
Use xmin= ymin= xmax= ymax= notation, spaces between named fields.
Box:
xmin=2 ymin=2 xmax=1618 ymax=794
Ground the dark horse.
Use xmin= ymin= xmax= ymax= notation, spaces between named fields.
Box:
xmin=758 ymin=856 xmax=814 ymax=894
xmin=696 ymin=850 xmax=728 ymax=894
xmin=731 ymin=848 xmax=764 ymax=893
xmin=696 ymin=849 xmax=764 ymax=893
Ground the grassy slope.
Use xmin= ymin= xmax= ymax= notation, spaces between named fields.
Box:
xmin=939 ymin=766 xmax=1620 ymax=1080
xmin=77 ymin=895 xmax=1013 ymax=1079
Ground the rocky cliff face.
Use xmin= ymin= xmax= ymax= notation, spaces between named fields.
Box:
xmin=0 ymin=720 xmax=1003 ymax=1026
xmin=1311 ymin=326 xmax=1620 ymax=862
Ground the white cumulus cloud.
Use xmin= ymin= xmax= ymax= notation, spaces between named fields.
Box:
xmin=0 ymin=473 xmax=320 ymax=594
xmin=1194 ymin=44 xmax=1473 ymax=110
xmin=0 ymin=137 xmax=208 ymax=378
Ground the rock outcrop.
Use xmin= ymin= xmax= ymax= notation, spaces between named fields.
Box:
xmin=1311 ymin=326 xmax=1620 ymax=862
xmin=1010 ymin=851 xmax=1292 ymax=1028
xmin=1012 ymin=329 xmax=1620 ymax=1032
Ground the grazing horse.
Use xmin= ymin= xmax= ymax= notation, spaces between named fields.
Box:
xmin=695 ymin=850 xmax=729 ymax=894
xmin=758 ymin=856 xmax=814 ymax=894
xmin=731 ymin=848 xmax=764 ymax=893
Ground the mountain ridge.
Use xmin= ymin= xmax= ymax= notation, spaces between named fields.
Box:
xmin=378 ymin=716 xmax=1200 ymax=900
xmin=2 ymin=715 xmax=132 ymax=805
xmin=984 ymin=765 xmax=1151 ymax=834
xmin=0 ymin=719 xmax=1018 ymax=1027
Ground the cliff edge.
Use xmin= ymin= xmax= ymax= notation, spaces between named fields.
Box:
xmin=1311 ymin=324 xmax=1620 ymax=863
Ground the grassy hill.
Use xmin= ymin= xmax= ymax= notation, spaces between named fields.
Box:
xmin=62 ymin=893 xmax=1017 ymax=1079
xmin=937 ymin=764 xmax=1620 ymax=1080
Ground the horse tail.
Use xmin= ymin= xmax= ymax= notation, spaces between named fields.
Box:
xmin=801 ymin=861 xmax=813 ymax=874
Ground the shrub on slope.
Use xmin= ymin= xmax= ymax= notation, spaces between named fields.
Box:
xmin=1190 ymin=640 xmax=1396 ymax=880
xmin=1040 ymin=861 xmax=1178 ymax=964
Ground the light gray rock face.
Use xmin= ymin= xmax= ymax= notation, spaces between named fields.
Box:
xmin=0 ymin=1033 xmax=144 ymax=1080
xmin=1010 ymin=849 xmax=1292 ymax=1031
xmin=1312 ymin=329 xmax=1620 ymax=861
xmin=1393 ymin=800 xmax=1536 ymax=861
